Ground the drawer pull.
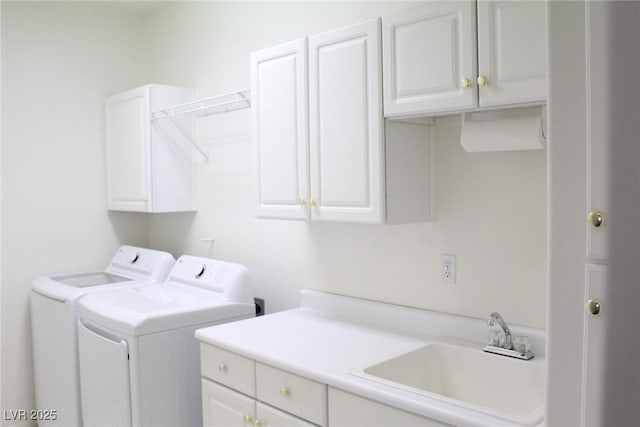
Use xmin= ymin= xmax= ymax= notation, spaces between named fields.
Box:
xmin=280 ymin=387 xmax=290 ymax=396
xmin=218 ymin=363 xmax=227 ymax=373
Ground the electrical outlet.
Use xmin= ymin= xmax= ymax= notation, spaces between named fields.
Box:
xmin=441 ymin=254 xmax=456 ymax=284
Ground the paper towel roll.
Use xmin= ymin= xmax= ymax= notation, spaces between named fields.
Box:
xmin=460 ymin=107 xmax=546 ymax=152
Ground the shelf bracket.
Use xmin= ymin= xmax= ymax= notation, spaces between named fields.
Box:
xmin=151 ymin=115 xmax=209 ymax=162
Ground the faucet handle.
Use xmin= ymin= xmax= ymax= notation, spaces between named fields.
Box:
xmin=488 ymin=329 xmax=505 ymax=347
xmin=513 ymin=336 xmax=531 ymax=353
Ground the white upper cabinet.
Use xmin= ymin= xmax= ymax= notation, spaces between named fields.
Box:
xmin=383 ymin=1 xmax=477 ymax=116
xmin=106 ymin=84 xmax=194 ymax=213
xmin=383 ymin=0 xmax=547 ymax=117
xmin=252 ymin=19 xmax=432 ymax=225
xmin=251 ymin=39 xmax=309 ymax=220
xmin=477 ymin=0 xmax=547 ymax=107
xmin=308 ymin=19 xmax=385 ymax=223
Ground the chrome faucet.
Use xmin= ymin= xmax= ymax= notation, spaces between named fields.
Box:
xmin=487 ymin=312 xmax=513 ymax=349
xmin=484 ymin=312 xmax=534 ymax=360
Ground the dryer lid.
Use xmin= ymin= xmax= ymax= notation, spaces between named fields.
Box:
xmin=78 ymin=282 xmax=255 ymax=336
xmin=105 ymin=245 xmax=175 ymax=282
xmin=165 ymin=255 xmax=253 ymax=305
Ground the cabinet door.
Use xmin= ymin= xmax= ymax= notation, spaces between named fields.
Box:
xmin=256 ymin=402 xmax=317 ymax=427
xmin=252 ymin=39 xmax=309 ymax=220
xmin=477 ymin=0 xmax=547 ymax=107
xmin=106 ymin=86 xmax=151 ymax=212
xmin=309 ymin=19 xmax=385 ymax=223
xmin=328 ymin=388 xmax=449 ymax=427
xmin=382 ymin=1 xmax=477 ymax=116
xmin=202 ymin=379 xmax=255 ymax=427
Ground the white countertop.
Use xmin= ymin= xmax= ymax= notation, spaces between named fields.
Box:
xmin=195 ymin=290 xmax=546 ymax=427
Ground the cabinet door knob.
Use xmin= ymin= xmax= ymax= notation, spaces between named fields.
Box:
xmin=218 ymin=363 xmax=227 ymax=373
xmin=588 ymin=211 xmax=604 ymax=228
xmin=586 ymin=298 xmax=602 ymax=316
xmin=243 ymin=415 xmax=253 ymax=424
xmin=280 ymin=387 xmax=290 ymax=396
xmin=477 ymin=75 xmax=488 ymax=86
xmin=298 ymin=197 xmax=306 ymax=206
xmin=254 ymin=420 xmax=262 ymax=427
xmin=309 ymin=198 xmax=317 ymax=207
xmin=461 ymin=78 xmax=471 ymax=89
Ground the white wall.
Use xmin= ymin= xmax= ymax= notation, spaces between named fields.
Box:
xmin=1 ymin=2 xmax=150 ymax=424
xmin=145 ymin=2 xmax=548 ymax=327
xmin=0 ymin=1 xmax=549 ymax=422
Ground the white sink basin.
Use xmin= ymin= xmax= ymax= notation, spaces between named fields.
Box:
xmin=353 ymin=338 xmax=545 ymax=424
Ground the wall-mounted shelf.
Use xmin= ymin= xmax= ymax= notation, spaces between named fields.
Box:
xmin=150 ymin=89 xmax=251 ymax=162
xmin=151 ymin=89 xmax=251 ymax=119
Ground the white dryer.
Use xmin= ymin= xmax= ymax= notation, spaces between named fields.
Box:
xmin=77 ymin=255 xmax=254 ymax=427
xmin=30 ymin=245 xmax=175 ymax=427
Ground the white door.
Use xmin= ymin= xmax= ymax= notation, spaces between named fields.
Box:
xmin=382 ymin=1 xmax=477 ymax=116
xmin=106 ymin=86 xmax=150 ymax=212
xmin=308 ymin=19 xmax=385 ymax=223
xmin=476 ymin=0 xmax=547 ymax=107
xmin=582 ymin=3 xmax=610 ymax=425
xmin=201 ymin=379 xmax=255 ymax=427
xmin=582 ymin=265 xmax=607 ymax=426
xmin=585 ymin=1 xmax=609 ymax=262
xmin=78 ymin=322 xmax=132 ymax=427
xmin=252 ymin=39 xmax=309 ymax=220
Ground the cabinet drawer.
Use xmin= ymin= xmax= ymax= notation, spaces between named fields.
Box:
xmin=256 ymin=363 xmax=327 ymax=426
xmin=328 ymin=387 xmax=451 ymax=427
xmin=201 ymin=344 xmax=255 ymax=397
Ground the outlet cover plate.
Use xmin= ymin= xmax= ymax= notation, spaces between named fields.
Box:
xmin=441 ymin=254 xmax=456 ymax=284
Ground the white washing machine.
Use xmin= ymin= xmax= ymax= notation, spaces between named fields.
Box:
xmin=30 ymin=245 xmax=175 ymax=427
xmin=77 ymin=255 xmax=255 ymax=427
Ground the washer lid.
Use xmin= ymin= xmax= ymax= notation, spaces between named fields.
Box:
xmin=51 ymin=271 xmax=131 ymax=288
xmin=78 ymin=282 xmax=255 ymax=336
xmin=30 ymin=246 xmax=175 ymax=302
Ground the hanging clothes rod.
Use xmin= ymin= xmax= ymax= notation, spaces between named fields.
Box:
xmin=151 ymin=89 xmax=251 ymax=119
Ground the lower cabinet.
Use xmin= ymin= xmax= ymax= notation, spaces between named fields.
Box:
xmin=202 ymin=379 xmax=254 ymax=427
xmin=202 ymin=379 xmax=317 ymax=427
xmin=201 ymin=344 xmax=325 ymax=427
xmin=200 ymin=343 xmax=446 ymax=427
xmin=328 ymin=388 xmax=450 ymax=427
